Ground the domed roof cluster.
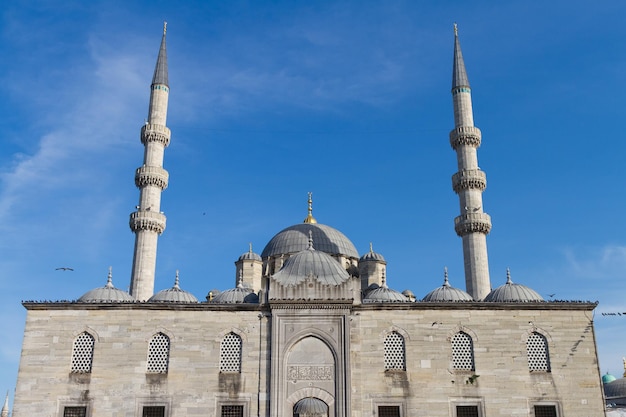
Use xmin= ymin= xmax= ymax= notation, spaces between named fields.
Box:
xmin=422 ymin=268 xmax=473 ymax=302
xmin=78 ymin=268 xmax=134 ymax=302
xmin=483 ymin=269 xmax=544 ymax=302
xmin=149 ymin=271 xmax=199 ymax=303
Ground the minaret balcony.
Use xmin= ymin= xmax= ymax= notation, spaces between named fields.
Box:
xmin=449 ymin=126 xmax=481 ymax=149
xmin=141 ymin=123 xmax=171 ymax=147
xmin=129 ymin=210 xmax=167 ymax=234
xmin=452 ymin=169 xmax=486 ymax=193
xmin=135 ymin=166 xmax=169 ymax=190
xmin=454 ymin=212 xmax=492 ymax=236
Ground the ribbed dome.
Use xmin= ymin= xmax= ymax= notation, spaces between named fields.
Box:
xmin=483 ymin=269 xmax=543 ymax=302
xmin=360 ymin=243 xmax=386 ymax=262
xmin=422 ymin=269 xmax=473 ymax=302
xmin=210 ymin=278 xmax=259 ymax=304
xmin=605 ymin=378 xmax=626 ymax=398
xmin=238 ymin=244 xmax=262 ymax=262
xmin=262 ymin=223 xmax=358 ymax=259
xmin=78 ymin=269 xmax=134 ymax=302
xmin=293 ymin=397 xmax=328 ymax=416
xmin=363 ymin=273 xmax=410 ymax=303
xmin=271 ymin=235 xmax=350 ymax=287
xmin=149 ymin=272 xmax=198 ymax=303
xmin=604 ymin=372 xmax=618 ymax=384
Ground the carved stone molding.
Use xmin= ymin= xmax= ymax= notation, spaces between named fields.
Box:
xmin=287 ymin=365 xmax=334 ymax=381
xmin=454 ymin=212 xmax=492 ymax=236
xmin=129 ymin=211 xmax=167 ymax=234
xmin=449 ymin=126 xmax=481 ymax=149
xmin=452 ymin=169 xmax=487 ymax=193
xmin=141 ymin=123 xmax=171 ymax=147
xmin=135 ymin=166 xmax=169 ymax=190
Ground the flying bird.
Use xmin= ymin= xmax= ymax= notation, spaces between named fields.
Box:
xmin=548 ymin=294 xmax=555 ymax=298
xmin=55 ymin=267 xmax=74 ymax=271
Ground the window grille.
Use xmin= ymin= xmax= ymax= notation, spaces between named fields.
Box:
xmin=71 ymin=332 xmax=95 ymax=373
xmin=142 ymin=406 xmax=165 ymax=417
xmin=534 ymin=405 xmax=557 ymax=417
xmin=527 ymin=332 xmax=550 ymax=372
xmin=378 ymin=405 xmax=401 ymax=417
xmin=451 ymin=332 xmax=474 ymax=370
xmin=221 ymin=405 xmax=244 ymax=417
xmin=456 ymin=405 xmax=479 ymax=417
xmin=147 ymin=333 xmax=170 ymax=373
xmin=384 ymin=332 xmax=405 ymax=370
xmin=220 ymin=332 xmax=242 ymax=373
xmin=63 ymin=407 xmax=87 ymax=417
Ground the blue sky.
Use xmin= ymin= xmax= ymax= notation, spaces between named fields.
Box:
xmin=1 ymin=0 xmax=626 ymax=403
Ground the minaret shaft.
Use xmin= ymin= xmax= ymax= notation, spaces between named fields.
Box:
xmin=450 ymin=26 xmax=491 ymax=300
xmin=129 ymin=26 xmax=170 ymax=301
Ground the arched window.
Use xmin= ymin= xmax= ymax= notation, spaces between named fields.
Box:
xmin=451 ymin=331 xmax=474 ymax=371
xmin=220 ymin=332 xmax=242 ymax=373
xmin=384 ymin=331 xmax=406 ymax=370
xmin=71 ymin=332 xmax=95 ymax=373
xmin=147 ymin=332 xmax=170 ymax=373
xmin=527 ymin=332 xmax=551 ymax=372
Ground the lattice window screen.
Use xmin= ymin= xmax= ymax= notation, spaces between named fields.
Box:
xmin=456 ymin=405 xmax=479 ymax=417
xmin=142 ymin=406 xmax=165 ymax=417
xmin=451 ymin=332 xmax=474 ymax=370
xmin=63 ymin=407 xmax=87 ymax=417
xmin=147 ymin=333 xmax=170 ymax=373
xmin=220 ymin=332 xmax=242 ymax=372
xmin=71 ymin=332 xmax=95 ymax=373
xmin=378 ymin=405 xmax=401 ymax=417
xmin=534 ymin=405 xmax=557 ymax=417
xmin=527 ymin=332 xmax=550 ymax=372
xmin=221 ymin=405 xmax=244 ymax=417
xmin=384 ymin=332 xmax=406 ymax=370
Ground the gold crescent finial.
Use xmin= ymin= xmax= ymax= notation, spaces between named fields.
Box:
xmin=454 ymin=23 xmax=458 ymax=36
xmin=163 ymin=21 xmax=167 ymax=35
xmin=303 ymin=192 xmax=317 ymax=223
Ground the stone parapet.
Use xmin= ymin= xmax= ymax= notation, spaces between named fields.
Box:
xmin=129 ymin=210 xmax=166 ymax=234
xmin=452 ymin=169 xmax=486 ymax=193
xmin=135 ymin=166 xmax=169 ymax=190
xmin=449 ymin=126 xmax=481 ymax=149
xmin=141 ymin=123 xmax=171 ymax=147
xmin=454 ymin=212 xmax=492 ymax=236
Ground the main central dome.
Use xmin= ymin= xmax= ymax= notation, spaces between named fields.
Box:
xmin=261 ymin=223 xmax=359 ymax=259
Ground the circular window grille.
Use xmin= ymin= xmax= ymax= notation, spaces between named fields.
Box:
xmin=527 ymin=332 xmax=550 ymax=371
xmin=451 ymin=332 xmax=474 ymax=370
xmin=220 ymin=332 xmax=242 ymax=373
xmin=384 ymin=331 xmax=405 ymax=370
xmin=147 ymin=333 xmax=170 ymax=373
xmin=71 ymin=332 xmax=94 ymax=373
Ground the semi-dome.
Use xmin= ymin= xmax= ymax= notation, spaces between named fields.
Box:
xmin=360 ymin=242 xmax=386 ymax=262
xmin=78 ymin=268 xmax=134 ymax=302
xmin=271 ymin=233 xmax=350 ymax=286
xmin=149 ymin=272 xmax=198 ymax=303
xmin=483 ymin=269 xmax=543 ymax=302
xmin=238 ymin=243 xmax=262 ymax=262
xmin=293 ymin=397 xmax=328 ymax=416
xmin=363 ymin=272 xmax=410 ymax=303
xmin=262 ymin=223 xmax=358 ymax=259
xmin=422 ymin=269 xmax=473 ymax=302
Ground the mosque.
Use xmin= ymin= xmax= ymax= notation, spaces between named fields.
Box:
xmin=10 ymin=25 xmax=607 ymax=417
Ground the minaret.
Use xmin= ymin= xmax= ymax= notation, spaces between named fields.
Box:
xmin=449 ymin=24 xmax=492 ymax=300
xmin=1 ymin=392 xmax=8 ymax=417
xmin=129 ymin=22 xmax=171 ymax=301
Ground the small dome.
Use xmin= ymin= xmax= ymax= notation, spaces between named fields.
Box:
xmin=363 ymin=271 xmax=410 ymax=303
xmin=293 ymin=397 xmax=328 ymax=416
xmin=604 ymin=372 xmax=618 ymax=384
xmin=78 ymin=268 xmax=134 ymax=302
xmin=402 ymin=289 xmax=415 ymax=298
xmin=238 ymin=243 xmax=262 ymax=262
xmin=360 ymin=243 xmax=386 ymax=262
xmin=271 ymin=233 xmax=350 ymax=287
xmin=210 ymin=274 xmax=259 ymax=304
xmin=422 ymin=268 xmax=473 ymax=302
xmin=149 ymin=271 xmax=198 ymax=303
xmin=483 ymin=269 xmax=544 ymax=302
xmin=262 ymin=223 xmax=358 ymax=259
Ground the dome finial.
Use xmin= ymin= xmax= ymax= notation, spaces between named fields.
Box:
xmin=163 ymin=21 xmax=167 ymax=35
xmin=369 ymin=242 xmax=374 ymax=253
xmin=105 ymin=266 xmax=114 ymax=288
xmin=303 ymin=192 xmax=317 ymax=223
xmin=308 ymin=230 xmax=315 ymax=250
xmin=249 ymin=242 xmax=253 ymax=253
xmin=454 ymin=22 xmax=458 ymax=36
xmin=443 ymin=266 xmax=450 ymax=287
xmin=174 ymin=270 xmax=180 ymax=289
xmin=506 ymin=267 xmax=512 ymax=284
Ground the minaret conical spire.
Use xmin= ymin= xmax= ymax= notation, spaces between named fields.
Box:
xmin=129 ymin=23 xmax=172 ymax=301
xmin=449 ymin=24 xmax=492 ymax=300
xmin=1 ymin=392 xmax=8 ymax=417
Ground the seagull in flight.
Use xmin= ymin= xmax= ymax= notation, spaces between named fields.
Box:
xmin=55 ymin=267 xmax=74 ymax=271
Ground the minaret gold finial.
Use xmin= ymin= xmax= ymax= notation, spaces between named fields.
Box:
xmin=303 ymin=192 xmax=317 ymax=223
xmin=163 ymin=21 xmax=167 ymax=35
xmin=454 ymin=22 xmax=458 ymax=36
xmin=622 ymin=357 xmax=626 ymax=377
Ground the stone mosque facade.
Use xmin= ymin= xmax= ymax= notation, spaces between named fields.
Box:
xmin=11 ymin=25 xmax=606 ymax=417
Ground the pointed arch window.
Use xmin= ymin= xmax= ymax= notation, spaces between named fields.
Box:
xmin=451 ymin=331 xmax=475 ymax=371
xmin=220 ymin=332 xmax=242 ymax=373
xmin=147 ymin=332 xmax=170 ymax=373
xmin=71 ymin=332 xmax=95 ymax=373
xmin=527 ymin=332 xmax=550 ymax=372
xmin=384 ymin=331 xmax=406 ymax=370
